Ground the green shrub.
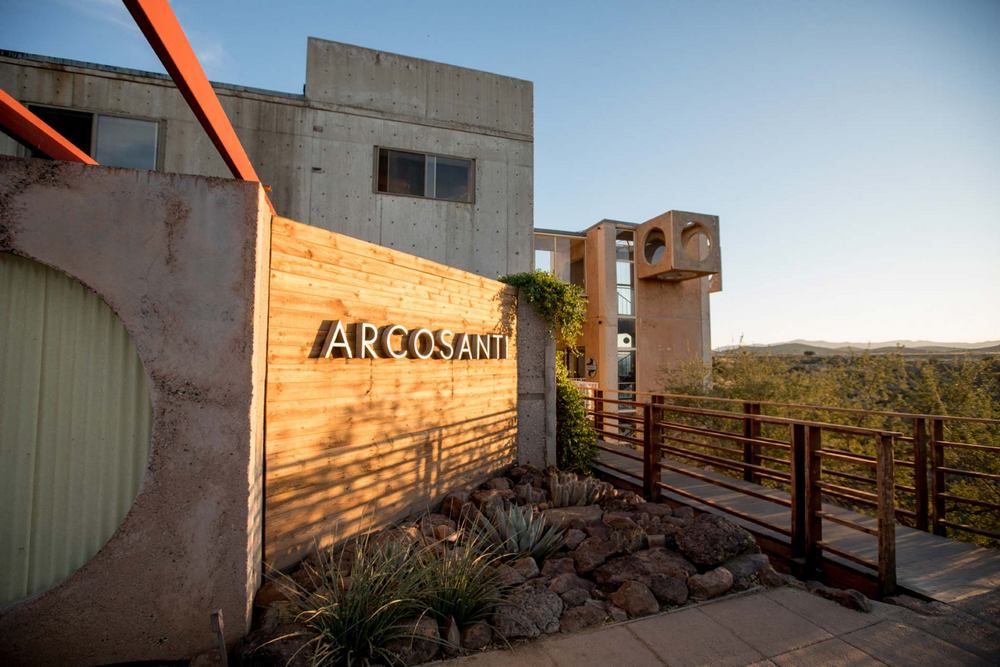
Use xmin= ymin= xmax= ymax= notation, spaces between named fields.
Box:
xmin=556 ymin=361 xmax=599 ymax=473
xmin=470 ymin=502 xmax=565 ymax=562
xmin=548 ymin=471 xmax=607 ymax=507
xmin=282 ymin=536 xmax=426 ymax=666
xmin=499 ymin=271 xmax=586 ymax=348
xmin=417 ymin=531 xmax=504 ymax=627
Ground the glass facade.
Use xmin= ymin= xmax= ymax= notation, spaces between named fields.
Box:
xmin=533 ymin=233 xmax=585 ymax=290
xmin=615 ymin=229 xmax=636 ymax=394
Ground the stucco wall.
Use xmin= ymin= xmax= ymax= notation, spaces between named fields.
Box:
xmin=0 ymin=157 xmax=270 ymax=665
xmin=0 ymin=39 xmax=533 ymax=279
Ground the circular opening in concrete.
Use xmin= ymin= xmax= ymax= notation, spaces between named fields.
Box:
xmin=0 ymin=252 xmax=152 ymax=606
xmin=681 ymin=223 xmax=712 ymax=262
xmin=643 ymin=229 xmax=667 ymax=265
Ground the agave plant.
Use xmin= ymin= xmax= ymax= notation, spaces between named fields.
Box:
xmin=470 ymin=502 xmax=565 ymax=561
xmin=548 ymin=471 xmax=608 ymax=508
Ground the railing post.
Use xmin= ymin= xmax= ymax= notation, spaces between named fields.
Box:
xmin=930 ymin=418 xmax=946 ymax=536
xmin=790 ymin=423 xmax=807 ymax=569
xmin=593 ymin=389 xmax=604 ymax=434
xmin=804 ymin=425 xmax=823 ymax=579
xmin=648 ymin=395 xmax=664 ymax=501
xmin=912 ymin=418 xmax=929 ymax=532
xmin=742 ymin=401 xmax=762 ymax=483
xmin=875 ymin=433 xmax=898 ymax=596
xmin=642 ymin=401 xmax=657 ymax=501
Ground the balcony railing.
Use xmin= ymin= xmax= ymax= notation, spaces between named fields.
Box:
xmin=585 ymin=388 xmax=1000 ymax=597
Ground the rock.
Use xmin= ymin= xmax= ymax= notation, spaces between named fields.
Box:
xmin=512 ymin=556 xmax=540 ymax=579
xmin=434 ymin=524 xmax=457 ymax=541
xmin=594 ymin=548 xmax=697 ymax=588
xmin=609 ymin=581 xmax=659 ymax=618
xmin=561 ymin=588 xmax=591 ymax=608
xmin=259 ymin=601 xmax=296 ymax=630
xmin=461 ymin=622 xmax=493 ymax=650
xmin=241 ymin=623 xmax=313 ymax=667
xmin=584 ymin=523 xmax=610 ymax=540
xmin=560 ymin=600 xmax=607 ymax=632
xmin=515 ymin=483 xmax=547 ymax=505
xmin=563 ymin=528 xmax=587 ymax=550
xmin=688 ymin=567 xmax=734 ymax=600
xmin=190 ymin=649 xmax=223 ymax=667
xmin=607 ymin=605 xmax=628 ymax=622
xmin=604 ymin=514 xmax=646 ymax=554
xmin=544 ymin=504 xmax=604 ymax=530
xmin=541 ymin=557 xmax=577 ymax=577
xmin=420 ymin=513 xmax=457 ymax=538
xmin=649 ymin=574 xmax=689 ymax=606
xmin=441 ymin=616 xmax=462 ymax=655
xmin=674 ymin=506 xmax=695 ymax=522
xmin=486 ymin=477 xmax=512 ymax=491
xmin=385 ymin=616 xmax=440 ymax=665
xmin=758 ymin=564 xmax=790 ymax=588
xmin=572 ymin=537 xmax=618 ymax=573
xmin=723 ymin=553 xmax=771 ymax=591
xmin=494 ymin=564 xmax=526 ymax=587
xmin=440 ymin=494 xmax=469 ymax=521
xmin=647 ymin=534 xmax=666 ymax=548
xmin=471 ymin=488 xmax=514 ymax=511
xmin=493 ymin=580 xmax=564 ymax=639
xmin=677 ymin=514 xmax=756 ymax=568
xmin=254 ymin=580 xmax=290 ymax=607
xmin=809 ymin=583 xmax=872 ymax=613
xmin=548 ymin=572 xmax=595 ymax=595
xmin=637 ymin=502 xmax=673 ymax=517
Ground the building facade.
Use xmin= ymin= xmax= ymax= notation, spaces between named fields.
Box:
xmin=0 ymin=38 xmax=533 ymax=278
xmin=535 ymin=211 xmax=721 ymax=396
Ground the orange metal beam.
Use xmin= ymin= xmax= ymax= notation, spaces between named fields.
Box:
xmin=123 ymin=0 xmax=274 ymax=212
xmin=0 ymin=89 xmax=98 ymax=164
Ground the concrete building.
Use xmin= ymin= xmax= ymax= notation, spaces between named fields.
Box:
xmin=0 ymin=38 xmax=533 ymax=278
xmin=534 ymin=211 xmax=721 ymax=396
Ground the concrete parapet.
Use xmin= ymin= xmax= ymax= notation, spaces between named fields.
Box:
xmin=516 ymin=291 xmax=556 ymax=468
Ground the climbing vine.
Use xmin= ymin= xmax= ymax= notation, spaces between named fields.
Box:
xmin=500 ymin=271 xmax=597 ymax=472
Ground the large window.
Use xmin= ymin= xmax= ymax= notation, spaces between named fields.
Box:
xmin=616 ymin=228 xmax=636 ymax=394
xmin=28 ymin=105 xmax=158 ymax=170
xmin=376 ymin=148 xmax=474 ymax=203
xmin=533 ymin=233 xmax=586 ymax=290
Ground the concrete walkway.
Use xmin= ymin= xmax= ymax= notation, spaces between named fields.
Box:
xmin=434 ymin=587 xmax=1000 ymax=667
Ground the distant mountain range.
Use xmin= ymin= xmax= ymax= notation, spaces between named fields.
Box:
xmin=715 ymin=339 xmax=1000 ymax=356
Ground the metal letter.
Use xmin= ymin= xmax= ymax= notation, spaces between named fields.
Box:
xmin=320 ymin=320 xmax=352 ymax=358
xmin=380 ymin=324 xmax=408 ymax=359
xmin=455 ymin=333 xmax=473 ymax=360
xmin=407 ymin=328 xmax=435 ymax=359
xmin=490 ymin=334 xmax=504 ymax=359
xmin=356 ymin=322 xmax=379 ymax=359
xmin=475 ymin=334 xmax=491 ymax=360
xmin=434 ymin=329 xmax=454 ymax=359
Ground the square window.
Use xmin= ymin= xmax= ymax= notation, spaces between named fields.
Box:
xmin=95 ymin=115 xmax=158 ymax=170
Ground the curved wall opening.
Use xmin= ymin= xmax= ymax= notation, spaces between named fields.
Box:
xmin=0 ymin=252 xmax=152 ymax=606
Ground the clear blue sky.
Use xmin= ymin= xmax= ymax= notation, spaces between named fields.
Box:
xmin=3 ymin=0 xmax=998 ymax=348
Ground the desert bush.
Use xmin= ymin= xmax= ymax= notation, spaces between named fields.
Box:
xmin=470 ymin=502 xmax=565 ymax=561
xmin=417 ymin=531 xmax=504 ymax=627
xmin=556 ymin=360 xmax=599 ymax=473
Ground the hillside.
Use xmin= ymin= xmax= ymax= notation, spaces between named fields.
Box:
xmin=715 ymin=340 xmax=1000 ymax=356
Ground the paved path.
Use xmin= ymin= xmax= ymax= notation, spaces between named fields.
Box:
xmin=597 ymin=446 xmax=1000 ymax=602
xmin=434 ymin=587 xmax=1000 ymax=667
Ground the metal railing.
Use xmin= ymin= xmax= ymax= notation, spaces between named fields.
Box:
xmin=585 ymin=389 xmax=1000 ymax=597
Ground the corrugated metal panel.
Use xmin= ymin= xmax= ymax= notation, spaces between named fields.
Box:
xmin=0 ymin=252 xmax=151 ymax=606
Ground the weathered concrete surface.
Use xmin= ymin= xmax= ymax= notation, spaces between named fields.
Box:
xmin=0 ymin=157 xmax=270 ymax=665
xmin=0 ymin=38 xmax=533 ymax=279
xmin=517 ymin=291 xmax=556 ymax=468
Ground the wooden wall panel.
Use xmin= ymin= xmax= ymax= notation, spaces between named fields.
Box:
xmin=265 ymin=217 xmax=518 ymax=567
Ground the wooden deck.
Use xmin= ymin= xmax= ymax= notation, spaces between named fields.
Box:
xmin=598 ymin=444 xmax=1000 ymax=603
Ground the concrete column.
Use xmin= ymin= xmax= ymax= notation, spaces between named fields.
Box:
xmin=516 ymin=291 xmax=556 ymax=468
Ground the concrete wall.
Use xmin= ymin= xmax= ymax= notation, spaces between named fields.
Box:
xmin=0 ymin=157 xmax=271 ymax=665
xmin=0 ymin=39 xmax=533 ymax=279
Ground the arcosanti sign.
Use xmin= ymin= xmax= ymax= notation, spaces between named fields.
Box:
xmin=319 ymin=320 xmax=509 ymax=360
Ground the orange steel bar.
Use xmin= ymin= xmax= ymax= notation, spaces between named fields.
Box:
xmin=123 ymin=0 xmax=274 ymax=213
xmin=0 ymin=89 xmax=98 ymax=164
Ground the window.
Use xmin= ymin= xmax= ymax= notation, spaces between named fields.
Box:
xmin=615 ymin=228 xmax=637 ymax=394
xmin=376 ymin=148 xmax=473 ymax=203
xmin=27 ymin=105 xmax=158 ymax=170
xmin=533 ymin=233 xmax=586 ymax=289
